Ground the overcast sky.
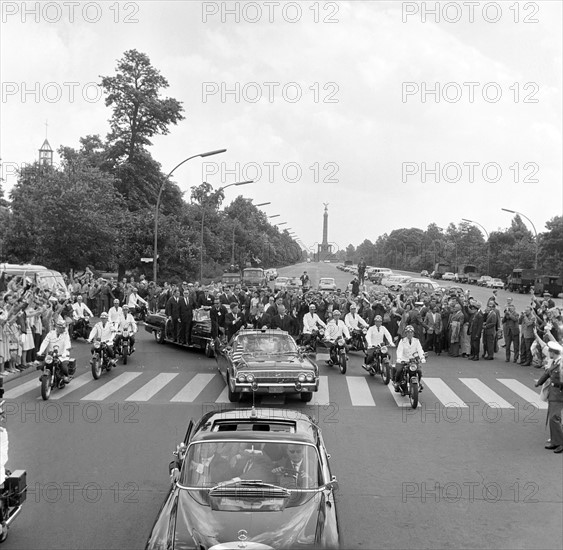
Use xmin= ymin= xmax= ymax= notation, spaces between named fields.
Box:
xmin=1 ymin=1 xmax=561 ymax=252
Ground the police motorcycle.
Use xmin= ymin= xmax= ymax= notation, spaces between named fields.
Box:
xmin=37 ymin=347 xmax=77 ymax=401
xmin=114 ymin=326 xmax=133 ymax=365
xmin=71 ymin=314 xmax=91 ymax=340
xmin=299 ymin=326 xmax=325 ymax=355
xmin=364 ymin=344 xmax=392 ymax=384
xmin=318 ymin=323 xmax=348 ymax=375
xmin=132 ymin=303 xmax=147 ymax=323
xmin=349 ymin=327 xmax=367 ymax=352
xmin=0 ymin=399 xmax=27 ymax=544
xmin=393 ymin=351 xmax=427 ymax=409
xmin=90 ymin=338 xmax=115 ymax=380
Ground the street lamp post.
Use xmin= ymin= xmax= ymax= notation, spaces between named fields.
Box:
xmin=200 ymin=180 xmax=252 ymax=281
xmin=501 ymin=208 xmax=539 ymax=269
xmin=153 ymin=149 xmax=226 ymax=282
xmin=268 ymin=215 xmax=280 ymax=219
xmin=254 ymin=202 xmax=271 ymax=207
xmin=462 ymin=218 xmax=490 ymax=275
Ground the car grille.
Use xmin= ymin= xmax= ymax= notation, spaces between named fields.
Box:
xmin=244 ymin=371 xmax=309 ymax=383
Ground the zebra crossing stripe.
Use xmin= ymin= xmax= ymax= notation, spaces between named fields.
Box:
xmin=81 ymin=372 xmax=142 ymax=401
xmin=48 ymin=373 xmax=92 ymax=400
xmin=346 ymin=377 xmax=375 ymax=407
xmin=459 ymin=378 xmax=513 ymax=409
xmin=312 ymin=376 xmax=329 ymax=406
xmin=125 ymin=373 xmax=179 ymax=402
xmin=497 ymin=379 xmax=548 ymax=410
xmin=424 ymin=378 xmax=468 ymax=408
xmin=386 ymin=381 xmax=421 ymax=408
xmin=3 ymin=379 xmax=39 ymax=399
xmin=215 ymin=386 xmax=230 ymax=403
xmin=170 ymin=373 xmax=216 ymax=402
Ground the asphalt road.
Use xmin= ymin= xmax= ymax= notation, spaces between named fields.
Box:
xmin=2 ymin=262 xmax=562 ymax=550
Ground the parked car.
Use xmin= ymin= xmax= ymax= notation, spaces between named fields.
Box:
xmin=286 ymin=277 xmax=302 ymax=290
xmin=420 ymin=270 xmax=429 ymax=277
xmin=442 ymin=272 xmax=456 ymax=281
xmin=215 ymin=329 xmax=319 ymax=402
xmin=477 ymin=276 xmax=493 ymax=287
xmin=487 ymin=278 xmax=504 ymax=289
xmin=274 ymin=276 xmax=289 ymax=291
xmin=401 ymin=278 xmax=440 ymax=294
xmin=265 ymin=268 xmax=278 ymax=280
xmin=145 ymin=407 xmax=340 ymax=549
xmin=144 ymin=307 xmax=215 ymax=357
xmin=381 ymin=275 xmax=411 ymax=291
xmin=318 ymin=277 xmax=337 ymax=291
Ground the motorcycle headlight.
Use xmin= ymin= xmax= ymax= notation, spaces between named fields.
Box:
xmin=305 ymin=373 xmax=314 ymax=382
xmin=123 ymin=330 xmax=129 ymax=336
xmin=409 ymin=364 xmax=417 ymax=371
xmin=94 ymin=341 xmax=101 ymax=349
xmin=237 ymin=373 xmax=247 ymax=382
xmin=298 ymin=373 xmax=306 ymax=383
xmin=381 ymin=346 xmax=388 ymax=354
xmin=246 ymin=374 xmax=255 ymax=383
xmin=45 ymin=355 xmax=53 ymax=365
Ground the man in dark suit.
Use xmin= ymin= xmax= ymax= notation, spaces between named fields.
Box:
xmin=165 ymin=288 xmax=181 ymax=342
xmin=210 ymin=297 xmax=228 ymax=340
xmin=483 ymin=301 xmax=499 ymax=360
xmin=272 ymin=444 xmax=317 ymax=488
xmin=187 ymin=443 xmax=232 ymax=486
xmin=270 ymin=304 xmax=297 ymax=334
xmin=468 ymin=302 xmax=484 ymax=360
xmin=230 ymin=443 xmax=276 ymax=483
xmin=225 ymin=302 xmax=245 ymax=341
xmin=179 ymin=289 xmax=193 ymax=345
xmin=251 ymin=303 xmax=271 ymax=329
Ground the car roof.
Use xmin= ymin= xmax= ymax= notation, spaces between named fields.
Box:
xmin=191 ymin=408 xmax=319 ymax=444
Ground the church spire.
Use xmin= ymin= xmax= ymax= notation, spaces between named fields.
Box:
xmin=39 ymin=120 xmax=53 ymax=166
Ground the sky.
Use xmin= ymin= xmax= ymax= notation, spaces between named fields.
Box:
xmin=1 ymin=0 xmax=561 ymax=254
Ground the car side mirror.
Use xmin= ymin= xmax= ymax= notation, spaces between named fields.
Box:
xmin=327 ymin=476 xmax=339 ymax=492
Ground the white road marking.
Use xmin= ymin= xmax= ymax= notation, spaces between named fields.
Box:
xmin=346 ymin=377 xmax=375 ymax=407
xmin=170 ymin=373 xmax=216 ymax=402
xmin=311 ymin=376 xmax=329 ymax=406
xmin=48 ymin=373 xmax=92 ymax=400
xmin=125 ymin=373 xmax=178 ymax=401
xmin=497 ymin=379 xmax=548 ymax=410
xmin=424 ymin=378 xmax=468 ymax=408
xmin=386 ymin=381 xmax=421 ymax=408
xmin=81 ymin=372 xmax=142 ymax=401
xmin=460 ymin=378 xmax=514 ymax=409
xmin=4 ymin=379 xmax=39 ymax=399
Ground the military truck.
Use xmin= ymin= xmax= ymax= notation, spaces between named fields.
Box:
xmin=507 ymin=268 xmax=537 ymax=294
xmin=456 ymin=264 xmax=478 ymax=284
xmin=431 ymin=263 xmax=452 ymax=280
xmin=534 ymin=275 xmax=562 ymax=298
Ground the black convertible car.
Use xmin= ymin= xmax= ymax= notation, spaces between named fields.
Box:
xmin=145 ymin=408 xmax=340 ymax=549
xmin=144 ymin=307 xmax=215 ymax=357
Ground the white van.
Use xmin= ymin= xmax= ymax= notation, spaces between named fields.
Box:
xmin=0 ymin=263 xmax=70 ymax=297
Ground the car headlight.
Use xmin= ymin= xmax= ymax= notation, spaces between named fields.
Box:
xmin=305 ymin=373 xmax=314 ymax=382
xmin=246 ymin=374 xmax=255 ymax=382
xmin=237 ymin=373 xmax=247 ymax=382
xmin=298 ymin=373 xmax=306 ymax=383
xmin=45 ymin=355 xmax=53 ymax=364
xmin=381 ymin=346 xmax=388 ymax=354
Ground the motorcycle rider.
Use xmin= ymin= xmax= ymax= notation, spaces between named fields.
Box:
xmin=394 ymin=325 xmax=425 ymax=393
xmin=71 ymin=294 xmax=93 ymax=337
xmin=323 ymin=310 xmax=351 ymax=364
xmin=87 ymin=312 xmax=117 ymax=366
xmin=363 ymin=315 xmax=394 ymax=371
xmin=108 ymin=298 xmax=123 ymax=329
xmin=127 ymin=287 xmax=148 ymax=318
xmin=301 ymin=303 xmax=327 ymax=348
xmin=113 ymin=304 xmax=137 ymax=354
xmin=37 ymin=318 xmax=72 ymax=383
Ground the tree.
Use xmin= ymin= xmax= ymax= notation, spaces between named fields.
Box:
xmin=540 ymin=216 xmax=563 ymax=274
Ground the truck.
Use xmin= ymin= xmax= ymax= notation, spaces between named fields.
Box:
xmin=431 ymin=263 xmax=452 ymax=280
xmin=534 ymin=275 xmax=562 ymax=298
xmin=242 ymin=267 xmax=267 ymax=287
xmin=507 ymin=268 xmax=537 ymax=294
xmin=456 ymin=264 xmax=478 ymax=284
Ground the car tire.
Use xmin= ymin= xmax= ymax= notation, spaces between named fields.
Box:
xmin=155 ymin=328 xmax=165 ymax=344
xmin=300 ymin=392 xmax=313 ymax=403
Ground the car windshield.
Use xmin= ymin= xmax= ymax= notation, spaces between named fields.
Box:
xmin=235 ymin=334 xmax=298 ymax=355
xmin=180 ymin=440 xmax=321 ymax=491
xmin=320 ymin=278 xmax=334 ymax=284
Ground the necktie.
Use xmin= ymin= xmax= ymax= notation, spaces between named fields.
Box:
xmin=292 ymin=462 xmax=299 ymax=472
xmin=243 ymin=459 xmax=253 ymax=474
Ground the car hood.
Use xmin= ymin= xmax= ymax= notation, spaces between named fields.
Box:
xmin=175 ymin=488 xmax=323 ymax=549
xmin=238 ymin=355 xmax=315 ymax=371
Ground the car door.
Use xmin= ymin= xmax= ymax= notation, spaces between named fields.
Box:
xmin=215 ymin=335 xmax=235 ymax=381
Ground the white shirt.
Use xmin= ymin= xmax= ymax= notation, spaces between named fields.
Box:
xmin=397 ymin=337 xmax=426 ymax=364
xmin=324 ymin=319 xmax=350 ymax=341
xmin=108 ymin=306 xmax=123 ymax=325
xmin=72 ymin=301 xmax=93 ymax=320
xmin=302 ymin=312 xmax=326 ymax=334
xmin=38 ymin=329 xmax=72 ymax=360
xmin=88 ymin=322 xmax=115 ymax=344
xmin=345 ymin=311 xmax=368 ymax=330
xmin=117 ymin=313 xmax=137 ymax=334
xmin=365 ymin=324 xmax=394 ymax=348
xmin=127 ymin=293 xmax=147 ymax=308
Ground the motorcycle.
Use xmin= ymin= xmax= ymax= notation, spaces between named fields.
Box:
xmin=393 ymin=351 xmax=426 ymax=409
xmin=114 ymin=328 xmax=132 ymax=365
xmin=37 ymin=348 xmax=76 ymax=401
xmin=132 ymin=303 xmax=147 ymax=323
xmin=0 ymin=401 xmax=27 ymax=544
xmin=299 ymin=327 xmax=325 ymax=355
xmin=326 ymin=336 xmax=348 ymax=375
xmin=364 ymin=345 xmax=391 ymax=384
xmin=349 ymin=328 xmax=367 ymax=352
xmin=90 ymin=340 xmax=114 ymax=380
xmin=71 ymin=315 xmax=91 ymax=340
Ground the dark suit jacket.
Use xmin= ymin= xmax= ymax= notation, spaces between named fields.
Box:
xmin=233 ymin=454 xmax=276 ymax=483
xmin=469 ymin=311 xmax=484 ymax=339
xmin=225 ymin=311 xmax=245 ymax=340
xmin=210 ymin=305 xmax=228 ymax=338
xmin=179 ymin=296 xmax=193 ymax=321
xmin=483 ymin=310 xmax=498 ymax=335
xmin=165 ymin=296 xmax=181 ymax=319
xmin=252 ymin=313 xmax=271 ymax=329
xmin=271 ymin=314 xmax=297 ymax=334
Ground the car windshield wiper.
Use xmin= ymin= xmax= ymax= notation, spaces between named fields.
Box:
xmin=209 ymin=480 xmax=290 ymax=495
